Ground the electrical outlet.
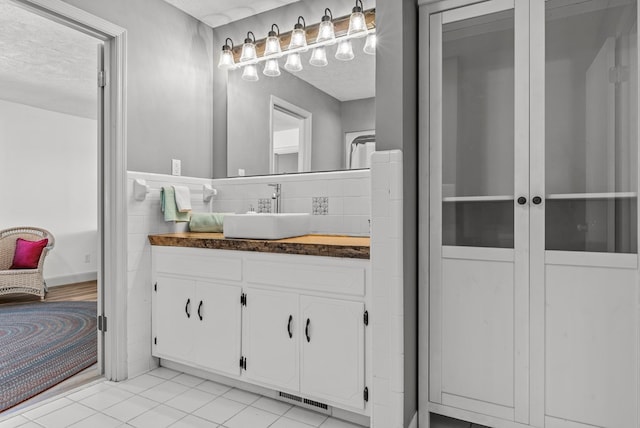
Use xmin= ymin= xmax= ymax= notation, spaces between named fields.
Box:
xmin=171 ymin=159 xmax=181 ymax=176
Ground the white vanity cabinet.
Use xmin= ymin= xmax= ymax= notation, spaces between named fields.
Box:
xmin=422 ymin=0 xmax=639 ymax=427
xmin=151 ymin=245 xmax=371 ymax=415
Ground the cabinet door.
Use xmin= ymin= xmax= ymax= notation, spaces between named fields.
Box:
xmin=300 ymin=296 xmax=364 ymax=409
xmin=538 ymin=2 xmax=639 ymax=427
xmin=193 ymin=281 xmax=242 ymax=376
xmin=153 ymin=276 xmax=194 ymax=363
xmin=242 ymin=287 xmax=299 ymax=391
xmin=429 ymin=0 xmax=530 ymax=422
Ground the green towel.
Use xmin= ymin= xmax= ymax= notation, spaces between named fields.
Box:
xmin=161 ymin=186 xmax=190 ymax=222
xmin=189 ymin=212 xmax=227 ymax=232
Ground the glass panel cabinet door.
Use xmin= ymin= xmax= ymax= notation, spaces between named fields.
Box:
xmin=545 ymin=0 xmax=638 ymax=253
xmin=439 ymin=7 xmax=516 ymax=248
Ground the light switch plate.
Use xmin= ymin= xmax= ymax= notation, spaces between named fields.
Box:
xmin=171 ymin=159 xmax=181 ymax=176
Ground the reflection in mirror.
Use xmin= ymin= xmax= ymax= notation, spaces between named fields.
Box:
xmin=226 ymin=9 xmax=375 ymax=177
xmin=271 ymin=97 xmax=311 ymax=174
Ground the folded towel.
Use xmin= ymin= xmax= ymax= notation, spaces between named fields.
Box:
xmin=189 ymin=212 xmax=227 ymax=232
xmin=161 ymin=186 xmax=190 ymax=222
xmin=173 ymin=185 xmax=192 ymax=213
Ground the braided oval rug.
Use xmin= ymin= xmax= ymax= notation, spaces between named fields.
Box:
xmin=0 ymin=301 xmax=96 ymax=412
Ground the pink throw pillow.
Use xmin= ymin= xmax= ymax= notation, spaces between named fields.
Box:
xmin=10 ymin=238 xmax=48 ymax=269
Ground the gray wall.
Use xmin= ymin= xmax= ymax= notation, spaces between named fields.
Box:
xmin=377 ymin=0 xmax=418 ymax=426
xmin=61 ymin=0 xmax=214 ymax=178
xmin=341 ymin=97 xmax=376 ymax=134
xmin=227 ymin=67 xmax=343 ymax=176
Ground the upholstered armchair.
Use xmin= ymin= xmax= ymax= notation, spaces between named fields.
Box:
xmin=0 ymin=227 xmax=55 ymax=300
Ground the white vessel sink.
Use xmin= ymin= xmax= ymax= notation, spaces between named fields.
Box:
xmin=223 ymin=213 xmax=311 ymax=240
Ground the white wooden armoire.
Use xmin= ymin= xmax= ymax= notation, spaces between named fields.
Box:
xmin=418 ymin=0 xmax=639 ymax=427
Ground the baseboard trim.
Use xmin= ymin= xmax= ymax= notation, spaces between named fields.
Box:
xmin=47 ymin=271 xmax=97 ymax=287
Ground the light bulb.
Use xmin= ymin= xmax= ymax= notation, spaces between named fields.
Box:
xmin=309 ymin=46 xmax=328 ymax=67
xmin=347 ymin=0 xmax=367 ymax=37
xmin=316 ymin=9 xmax=335 ymax=44
xmin=284 ymin=53 xmax=303 ymax=72
xmin=240 ymin=31 xmax=257 ymax=62
xmin=264 ymin=24 xmax=282 ymax=57
xmin=242 ymin=64 xmax=259 ymax=81
xmin=363 ymin=33 xmax=376 ymax=55
xmin=335 ymin=39 xmax=354 ymax=61
xmin=217 ymin=49 xmax=234 ymax=70
xmin=288 ymin=16 xmax=307 ymax=51
xmin=263 ymin=59 xmax=281 ymax=77
xmin=217 ymin=38 xmax=235 ymax=70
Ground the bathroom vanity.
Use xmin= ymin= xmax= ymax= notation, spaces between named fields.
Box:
xmin=148 ymin=233 xmax=371 ymax=417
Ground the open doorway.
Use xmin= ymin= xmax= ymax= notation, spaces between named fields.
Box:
xmin=270 ymin=95 xmax=312 ymax=174
xmin=0 ymin=0 xmax=127 ymax=412
xmin=0 ymin=0 xmax=102 ymax=411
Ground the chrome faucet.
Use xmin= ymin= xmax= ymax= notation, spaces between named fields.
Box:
xmin=268 ymin=183 xmax=281 ymax=213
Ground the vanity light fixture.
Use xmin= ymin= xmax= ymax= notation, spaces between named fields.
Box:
xmin=335 ymin=39 xmax=354 ymax=61
xmin=316 ymin=8 xmax=336 ymax=44
xmin=217 ymin=6 xmax=376 ymax=81
xmin=217 ymin=38 xmax=235 ymax=70
xmin=347 ymin=0 xmax=367 ymax=37
xmin=240 ymin=31 xmax=257 ymax=62
xmin=288 ymin=16 xmax=307 ymax=50
xmin=363 ymin=31 xmax=376 ymax=55
xmin=264 ymin=24 xmax=282 ymax=57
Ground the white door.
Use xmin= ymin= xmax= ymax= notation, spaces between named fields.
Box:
xmin=193 ymin=281 xmax=242 ymax=376
xmin=539 ymin=1 xmax=639 ymax=427
xmin=300 ymin=296 xmax=364 ymax=409
xmin=153 ymin=276 xmax=194 ymax=363
xmin=429 ymin=0 xmax=530 ymax=422
xmin=242 ymin=287 xmax=299 ymax=391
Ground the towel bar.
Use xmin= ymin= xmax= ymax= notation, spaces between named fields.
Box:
xmin=132 ymin=179 xmax=217 ymax=202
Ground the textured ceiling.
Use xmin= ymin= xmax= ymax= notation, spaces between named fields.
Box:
xmin=0 ymin=0 xmax=99 ymax=119
xmin=163 ymin=0 xmax=301 ymax=28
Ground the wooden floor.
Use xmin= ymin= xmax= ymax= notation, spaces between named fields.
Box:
xmin=0 ymin=280 xmax=100 ymax=417
xmin=0 ymin=280 xmax=97 ymax=305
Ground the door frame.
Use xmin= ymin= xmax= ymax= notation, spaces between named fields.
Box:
xmin=13 ymin=0 xmax=128 ymax=381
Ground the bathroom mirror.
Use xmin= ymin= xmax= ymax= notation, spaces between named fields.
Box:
xmin=226 ymin=34 xmax=375 ymax=177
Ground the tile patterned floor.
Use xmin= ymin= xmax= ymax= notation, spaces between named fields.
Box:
xmin=0 ymin=368 xmax=366 ymax=428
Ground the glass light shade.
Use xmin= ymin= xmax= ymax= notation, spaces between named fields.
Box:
xmin=284 ymin=52 xmax=303 ymax=72
xmin=347 ymin=10 xmax=367 ymax=37
xmin=264 ymin=35 xmax=282 ymax=57
xmin=335 ymin=39 xmax=354 ymax=61
xmin=363 ymin=33 xmax=376 ymax=55
xmin=240 ymin=41 xmax=257 ymax=62
xmin=241 ymin=64 xmax=259 ymax=81
xmin=289 ymin=28 xmax=307 ymax=50
xmin=217 ymin=49 xmax=235 ymax=70
xmin=309 ymin=47 xmax=328 ymax=67
xmin=316 ymin=20 xmax=336 ymax=44
xmin=263 ymin=59 xmax=281 ymax=77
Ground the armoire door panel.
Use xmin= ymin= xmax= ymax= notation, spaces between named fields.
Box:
xmin=545 ymin=264 xmax=638 ymax=428
xmin=441 ymin=257 xmax=514 ymax=409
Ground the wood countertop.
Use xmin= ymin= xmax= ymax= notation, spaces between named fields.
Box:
xmin=148 ymin=233 xmax=370 ymax=259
